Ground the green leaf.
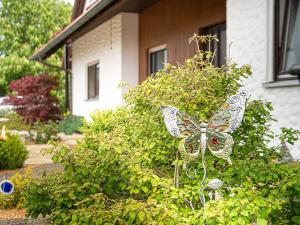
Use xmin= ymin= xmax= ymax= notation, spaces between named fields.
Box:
xmin=257 ymin=218 xmax=268 ymax=225
xmin=138 ymin=211 xmax=145 ymax=221
xmin=141 ymin=186 xmax=148 ymax=193
xmin=292 ymin=216 xmax=300 ymax=224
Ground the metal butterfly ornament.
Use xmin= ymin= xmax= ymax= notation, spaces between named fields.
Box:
xmin=160 ymin=90 xmax=248 ymax=205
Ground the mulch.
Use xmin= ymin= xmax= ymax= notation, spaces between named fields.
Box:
xmin=0 ymin=209 xmax=50 ymax=225
xmin=0 ymin=209 xmax=25 ymax=220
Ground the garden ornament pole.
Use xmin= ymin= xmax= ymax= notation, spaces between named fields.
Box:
xmin=199 ymin=122 xmax=208 ymax=205
xmin=161 ymin=90 xmax=248 ymax=207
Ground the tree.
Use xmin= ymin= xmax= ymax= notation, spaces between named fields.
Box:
xmin=0 ymin=0 xmax=72 ymax=96
xmin=5 ymin=74 xmax=61 ymax=124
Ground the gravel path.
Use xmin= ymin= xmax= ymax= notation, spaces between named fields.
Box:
xmin=0 ymin=163 xmax=63 ymax=180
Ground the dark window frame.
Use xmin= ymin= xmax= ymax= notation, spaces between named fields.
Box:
xmin=274 ymin=0 xmax=300 ymax=81
xmin=201 ymin=22 xmax=226 ymax=67
xmin=148 ymin=45 xmax=167 ymax=75
xmin=87 ymin=62 xmax=99 ymax=100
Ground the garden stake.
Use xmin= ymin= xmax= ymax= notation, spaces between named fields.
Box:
xmin=161 ymin=90 xmax=248 ymax=207
xmin=0 ymin=125 xmax=7 ymax=141
xmin=0 ymin=174 xmax=14 ymax=195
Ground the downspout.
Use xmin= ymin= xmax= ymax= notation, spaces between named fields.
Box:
xmin=63 ymin=44 xmax=71 ymax=112
xmin=34 ymin=45 xmax=72 ymax=112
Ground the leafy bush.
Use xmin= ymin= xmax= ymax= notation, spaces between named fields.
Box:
xmin=58 ymin=114 xmax=84 ymax=135
xmin=24 ymin=36 xmax=300 ymax=224
xmin=5 ymin=74 xmax=61 ymax=124
xmin=30 ymin=121 xmax=59 ymax=144
xmin=0 ymin=167 xmax=32 ymax=209
xmin=0 ymin=133 xmax=27 ymax=170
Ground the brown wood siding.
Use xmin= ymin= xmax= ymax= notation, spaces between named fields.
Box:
xmin=139 ymin=0 xmax=226 ymax=82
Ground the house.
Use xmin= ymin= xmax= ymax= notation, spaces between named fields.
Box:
xmin=30 ymin=0 xmax=300 ymax=159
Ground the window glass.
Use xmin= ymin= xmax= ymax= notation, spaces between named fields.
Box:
xmin=284 ymin=1 xmax=300 ymax=71
xmin=149 ymin=48 xmax=167 ymax=74
xmin=275 ymin=0 xmax=300 ymax=79
xmin=87 ymin=63 xmax=99 ymax=99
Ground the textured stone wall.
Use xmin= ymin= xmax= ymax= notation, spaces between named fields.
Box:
xmin=227 ymin=0 xmax=300 ymax=159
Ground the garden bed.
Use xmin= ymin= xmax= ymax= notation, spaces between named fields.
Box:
xmin=0 ymin=209 xmax=25 ymax=219
xmin=0 ymin=209 xmax=50 ymax=225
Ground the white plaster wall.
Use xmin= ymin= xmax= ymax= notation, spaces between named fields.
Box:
xmin=227 ymin=0 xmax=300 ymax=159
xmin=121 ymin=13 xmax=139 ymax=100
xmin=72 ymin=13 xmax=139 ymax=120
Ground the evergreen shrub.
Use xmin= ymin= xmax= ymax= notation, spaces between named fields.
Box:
xmin=0 ymin=133 xmax=27 ymax=170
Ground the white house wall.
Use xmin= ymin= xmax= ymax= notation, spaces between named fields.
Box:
xmin=121 ymin=13 xmax=139 ymax=100
xmin=227 ymin=0 xmax=300 ymax=159
xmin=72 ymin=13 xmax=139 ymax=120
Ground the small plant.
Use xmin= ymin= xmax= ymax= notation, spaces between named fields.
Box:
xmin=30 ymin=121 xmax=59 ymax=144
xmin=0 ymin=133 xmax=27 ymax=170
xmin=0 ymin=167 xmax=32 ymax=209
xmin=0 ymin=112 xmax=30 ymax=131
xmin=5 ymin=74 xmax=61 ymax=124
xmin=0 ymin=108 xmax=11 ymax=118
xmin=58 ymin=114 xmax=84 ymax=135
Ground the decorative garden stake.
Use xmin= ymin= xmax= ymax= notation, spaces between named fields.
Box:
xmin=0 ymin=179 xmax=14 ymax=195
xmin=0 ymin=125 xmax=7 ymax=141
xmin=161 ymin=90 xmax=248 ymax=206
xmin=208 ymin=178 xmax=224 ymax=201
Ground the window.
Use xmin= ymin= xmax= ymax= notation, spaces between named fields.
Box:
xmin=149 ymin=45 xmax=167 ymax=75
xmin=87 ymin=62 xmax=99 ymax=100
xmin=203 ymin=23 xmax=226 ymax=67
xmin=275 ymin=0 xmax=300 ymax=80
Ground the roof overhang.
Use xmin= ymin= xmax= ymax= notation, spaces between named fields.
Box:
xmin=30 ymin=0 xmax=117 ymax=61
xmin=30 ymin=0 xmax=160 ymax=61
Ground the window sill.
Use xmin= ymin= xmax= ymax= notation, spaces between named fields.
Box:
xmin=85 ymin=98 xmax=99 ymax=102
xmin=263 ymin=79 xmax=300 ymax=88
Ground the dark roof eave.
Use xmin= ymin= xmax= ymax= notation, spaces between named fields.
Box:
xmin=30 ymin=0 xmax=116 ymax=61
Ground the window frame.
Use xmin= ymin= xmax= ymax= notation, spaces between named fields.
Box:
xmin=148 ymin=44 xmax=167 ymax=75
xmin=86 ymin=60 xmax=100 ymax=100
xmin=274 ymin=0 xmax=299 ymax=81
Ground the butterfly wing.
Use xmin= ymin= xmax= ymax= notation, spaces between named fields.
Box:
xmin=161 ymin=106 xmax=201 ymax=167
xmin=206 ymin=129 xmax=234 ymax=165
xmin=208 ymin=90 xmax=248 ymax=133
xmin=160 ymin=106 xmax=200 ymax=138
xmin=178 ymin=132 xmax=201 ymax=168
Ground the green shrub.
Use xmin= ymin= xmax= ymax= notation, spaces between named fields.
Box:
xmin=0 ymin=133 xmax=27 ymax=170
xmin=0 ymin=167 xmax=32 ymax=209
xmin=58 ymin=114 xmax=84 ymax=135
xmin=24 ymin=35 xmax=300 ymax=224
